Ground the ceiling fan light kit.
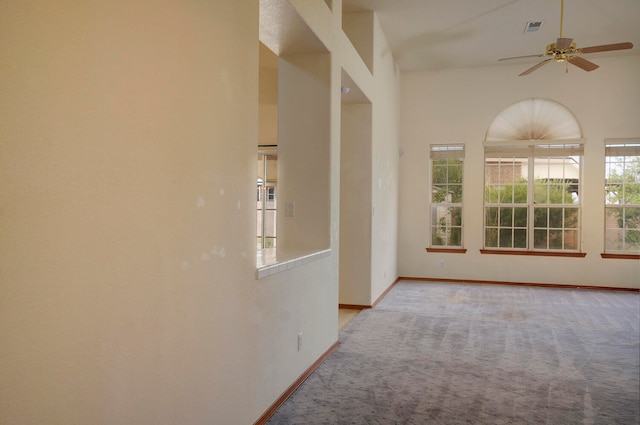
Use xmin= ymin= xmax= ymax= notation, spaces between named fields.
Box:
xmin=499 ymin=0 xmax=633 ymax=76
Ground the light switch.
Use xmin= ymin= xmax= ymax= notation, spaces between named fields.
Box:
xmin=286 ymin=201 xmax=295 ymax=217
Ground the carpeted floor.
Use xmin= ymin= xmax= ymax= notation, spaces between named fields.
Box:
xmin=267 ymin=281 xmax=640 ymax=425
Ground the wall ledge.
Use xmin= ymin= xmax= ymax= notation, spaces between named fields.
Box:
xmin=480 ymin=249 xmax=586 ymax=258
xmin=601 ymin=253 xmax=640 ymax=260
xmin=256 ymin=248 xmax=331 ymax=279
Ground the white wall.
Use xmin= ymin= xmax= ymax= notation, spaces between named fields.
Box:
xmin=399 ymin=55 xmax=640 ymax=288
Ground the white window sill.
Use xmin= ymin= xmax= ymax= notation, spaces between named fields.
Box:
xmin=256 ymin=248 xmax=331 ymax=279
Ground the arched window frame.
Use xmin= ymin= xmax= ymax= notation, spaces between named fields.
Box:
xmin=482 ymin=99 xmax=585 ymax=257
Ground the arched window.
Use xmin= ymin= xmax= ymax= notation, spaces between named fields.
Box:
xmin=485 ymin=98 xmax=582 ymax=142
xmin=482 ymin=99 xmax=585 ymax=255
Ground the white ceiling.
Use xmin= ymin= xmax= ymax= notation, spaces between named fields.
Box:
xmin=342 ymin=0 xmax=640 ymax=72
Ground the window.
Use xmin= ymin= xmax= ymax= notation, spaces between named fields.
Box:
xmin=484 ymin=143 xmax=582 ymax=252
xmin=257 ymin=148 xmax=277 ymax=249
xmin=429 ymin=144 xmax=464 ymax=249
xmin=604 ymin=140 xmax=640 ymax=254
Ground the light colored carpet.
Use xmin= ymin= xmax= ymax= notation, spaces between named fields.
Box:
xmin=268 ymin=281 xmax=640 ymax=424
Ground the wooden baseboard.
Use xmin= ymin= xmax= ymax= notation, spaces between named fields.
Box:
xmin=254 ymin=341 xmax=340 ymax=425
xmin=339 ymin=277 xmax=402 ymax=310
xmin=398 ymin=276 xmax=640 ymax=292
xmin=338 ymin=304 xmax=370 ymax=310
xmin=372 ymin=276 xmax=402 ymax=307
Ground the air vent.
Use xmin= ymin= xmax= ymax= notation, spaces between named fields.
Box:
xmin=524 ymin=21 xmax=544 ymax=33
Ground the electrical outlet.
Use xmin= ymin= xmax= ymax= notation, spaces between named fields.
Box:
xmin=297 ymin=332 xmax=303 ymax=351
xmin=439 ymin=260 xmax=445 ymax=268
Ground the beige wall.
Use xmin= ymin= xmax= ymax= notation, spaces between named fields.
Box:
xmin=1 ymin=0 xmax=401 ymax=424
xmin=399 ymin=55 xmax=640 ymax=288
xmin=340 ymin=104 xmax=373 ymax=305
xmin=338 ymin=10 xmax=400 ymax=306
xmin=0 ymin=1 xmax=264 ymax=424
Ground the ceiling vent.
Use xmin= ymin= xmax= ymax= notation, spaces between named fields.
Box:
xmin=524 ymin=21 xmax=544 ymax=33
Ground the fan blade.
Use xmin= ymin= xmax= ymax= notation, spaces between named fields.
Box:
xmin=498 ymin=53 xmax=545 ymax=61
xmin=579 ymin=42 xmax=633 ymax=54
xmin=519 ymin=58 xmax=553 ymax=76
xmin=568 ymin=56 xmax=599 ymax=72
xmin=556 ymin=37 xmax=573 ymax=50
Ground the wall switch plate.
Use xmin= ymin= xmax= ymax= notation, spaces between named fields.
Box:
xmin=297 ymin=332 xmax=303 ymax=351
xmin=286 ymin=201 xmax=295 ymax=217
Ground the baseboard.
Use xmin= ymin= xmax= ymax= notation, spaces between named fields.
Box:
xmin=398 ymin=276 xmax=640 ymax=292
xmin=338 ymin=304 xmax=370 ymax=310
xmin=372 ymin=276 xmax=402 ymax=307
xmin=339 ymin=277 xmax=402 ymax=310
xmin=254 ymin=341 xmax=340 ymax=425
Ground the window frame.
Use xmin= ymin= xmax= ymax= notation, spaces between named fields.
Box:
xmin=482 ymin=141 xmax=584 ymax=254
xmin=603 ymin=139 xmax=640 ymax=256
xmin=428 ymin=144 xmax=465 ymax=251
xmin=257 ymin=146 xmax=278 ymax=250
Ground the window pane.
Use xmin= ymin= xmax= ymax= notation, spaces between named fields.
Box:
xmin=485 ymin=228 xmax=498 ymax=247
xmin=432 ymin=187 xmax=447 ymax=203
xmin=514 ymin=229 xmax=527 ymax=248
xmin=564 ymin=208 xmax=579 ymax=228
xmin=450 ymin=227 xmax=462 ymax=246
xmin=450 ymin=184 xmax=463 ymax=203
xmin=549 ymin=208 xmax=563 ymax=228
xmin=449 ymin=164 xmax=463 ymax=183
xmin=534 ymin=181 xmax=547 ymax=204
xmin=549 ymin=230 xmax=563 ymax=249
xmin=626 ymin=183 xmax=640 ymax=203
xmin=534 ymin=229 xmax=547 ymax=249
xmin=500 ymin=186 xmax=513 ymax=203
xmin=625 ymin=229 xmax=640 ymax=251
xmin=549 ymin=184 xmax=566 ymax=204
xmin=486 ymin=207 xmax=498 ymax=226
xmin=606 ymin=183 xmax=622 ymax=204
xmin=534 ymin=159 xmax=550 ymax=179
xmin=605 ymin=228 xmax=623 ymax=251
xmin=514 ymin=207 xmax=528 ymax=227
xmin=513 ymin=182 xmax=528 ymax=203
xmin=564 ymin=230 xmax=578 ymax=250
xmin=499 ymin=207 xmax=513 ymax=226
xmin=499 ymin=229 xmax=512 ymax=248
xmin=431 ymin=206 xmax=462 ymax=247
xmin=624 ymin=207 xmax=640 ymax=228
xmin=432 ymin=165 xmax=447 ymax=184
xmin=485 ymin=163 xmax=499 ymax=184
xmin=485 ymin=186 xmax=498 ymax=203
xmin=450 ymin=207 xmax=462 ymax=226
xmin=534 ymin=208 xmax=547 ymax=228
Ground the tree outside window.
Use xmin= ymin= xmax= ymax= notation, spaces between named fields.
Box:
xmin=484 ymin=145 xmax=582 ymax=252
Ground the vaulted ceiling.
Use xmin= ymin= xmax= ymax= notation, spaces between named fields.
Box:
xmin=342 ymin=0 xmax=640 ymax=72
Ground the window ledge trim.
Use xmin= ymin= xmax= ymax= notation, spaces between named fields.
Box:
xmin=426 ymin=248 xmax=467 ymax=254
xmin=601 ymin=253 xmax=640 ymax=260
xmin=256 ymin=248 xmax=331 ymax=279
xmin=480 ymin=249 xmax=586 ymax=258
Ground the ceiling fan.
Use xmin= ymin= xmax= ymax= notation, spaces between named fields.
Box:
xmin=499 ymin=0 xmax=633 ymax=76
